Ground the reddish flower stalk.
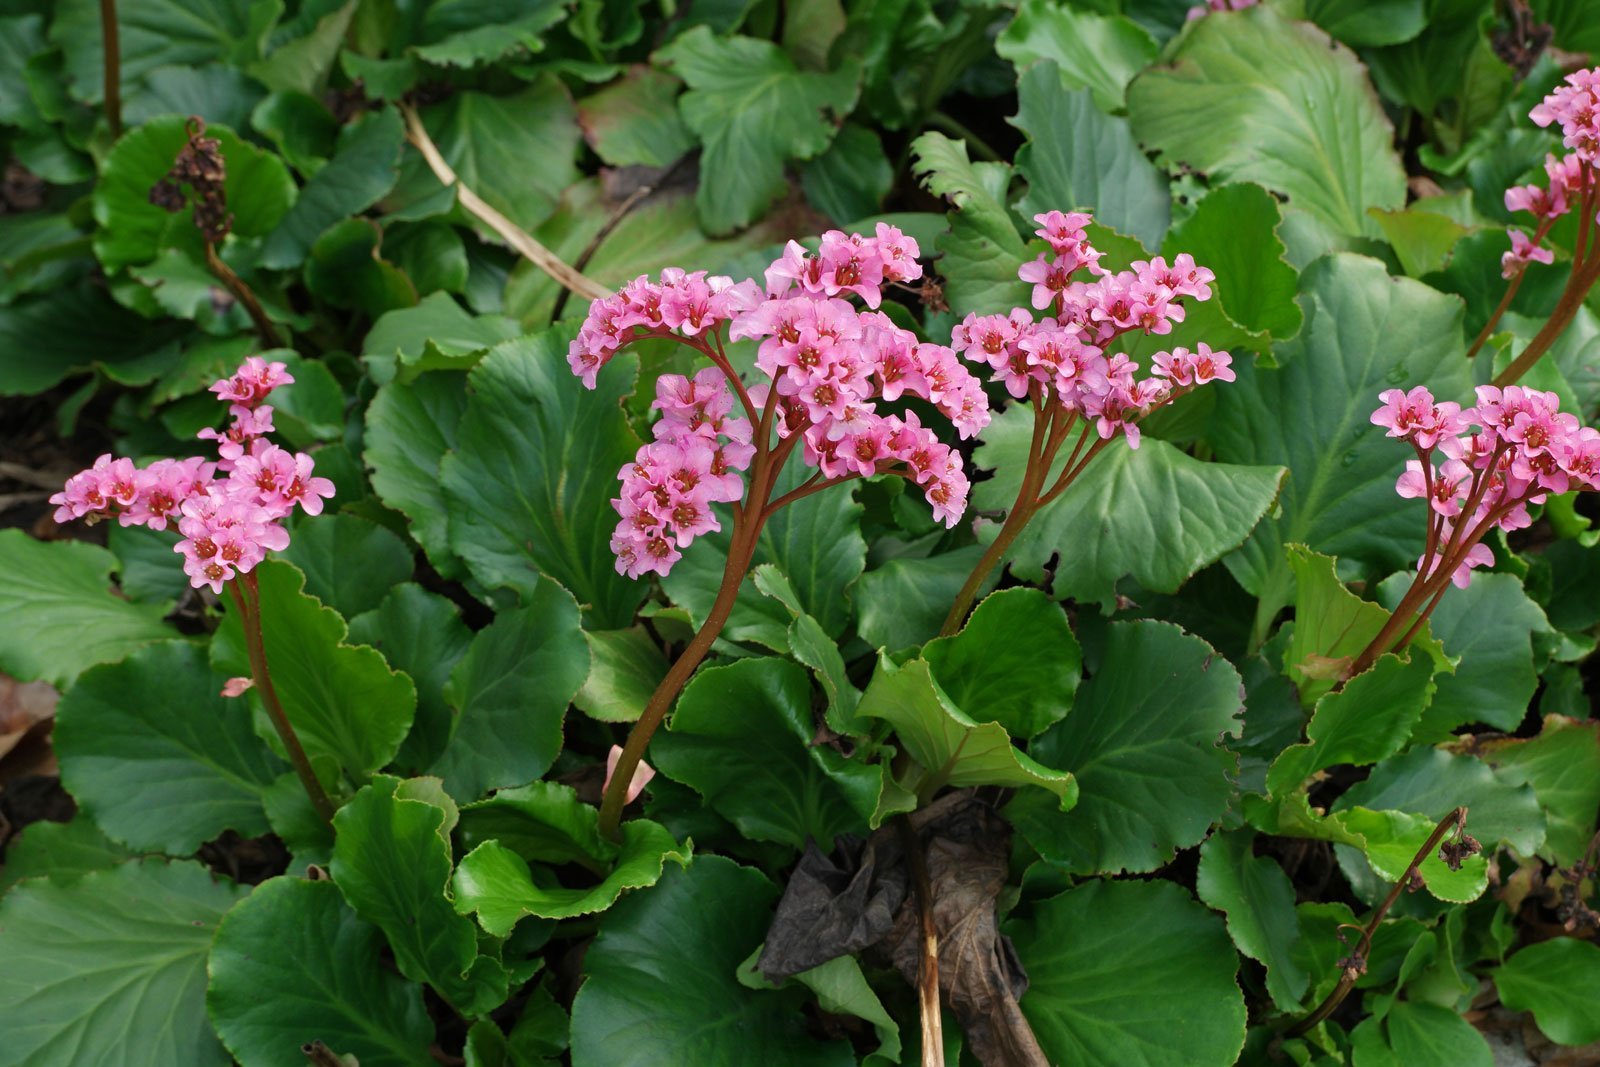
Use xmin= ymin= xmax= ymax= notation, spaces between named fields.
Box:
xmin=940 ymin=211 xmax=1236 ymax=635
xmin=570 ymin=227 xmax=990 ymax=840
xmin=1475 ymin=69 xmax=1600 ymax=382
xmin=1347 ymin=384 xmax=1600 ymax=679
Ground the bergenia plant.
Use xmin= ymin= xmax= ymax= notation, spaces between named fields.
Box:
xmin=940 ymin=210 xmax=1235 ymax=634
xmin=1351 ymin=383 xmax=1600 ymax=678
xmin=1474 ymin=66 xmax=1600 ymax=383
xmin=568 ymin=225 xmax=991 ymax=836
xmin=48 ymin=358 xmax=337 ymax=822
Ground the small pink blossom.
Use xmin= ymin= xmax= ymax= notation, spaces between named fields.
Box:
xmin=604 ymin=744 xmax=656 ymax=805
xmin=1502 ymin=229 xmax=1555 ymax=279
xmin=221 ymin=677 xmax=254 ymax=698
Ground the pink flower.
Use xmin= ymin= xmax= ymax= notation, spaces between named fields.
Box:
xmin=210 ymin=357 xmax=293 ymax=408
xmin=1371 ymin=387 xmax=1465 ymax=449
xmin=1018 ymin=254 xmax=1074 ymax=311
xmin=1501 ymin=229 xmax=1555 ymax=279
xmin=232 ymin=446 xmax=336 ymax=518
xmin=1151 ymin=344 xmax=1235 ymax=387
xmin=873 ymin=223 xmax=922 ymax=283
xmin=603 ymin=744 xmax=656 ymax=805
xmin=1529 ymin=67 xmax=1600 ymax=161
xmin=221 ymin=677 xmax=254 ymax=698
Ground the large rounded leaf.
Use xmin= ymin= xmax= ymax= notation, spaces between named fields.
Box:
xmin=0 ymin=859 xmax=246 ymax=1067
xmin=208 ymin=876 xmax=436 ymax=1066
xmin=569 ymin=856 xmax=855 ymax=1067
xmin=1009 ymin=878 xmax=1246 ymax=1067
xmin=55 ymin=640 xmax=285 ymax=854
xmin=1494 ymin=938 xmax=1600 ymax=1047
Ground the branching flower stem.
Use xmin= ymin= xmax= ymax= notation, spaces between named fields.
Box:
xmin=227 ymin=576 xmax=336 ymax=826
xmin=1285 ymin=808 xmax=1468 ymax=1038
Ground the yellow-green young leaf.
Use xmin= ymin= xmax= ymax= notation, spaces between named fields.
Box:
xmin=1369 ymin=205 xmax=1476 ymax=278
xmin=652 ymin=657 xmax=885 ymax=849
xmin=1010 ymin=879 xmax=1247 ymax=1067
xmin=1196 ymin=830 xmax=1310 ymax=1012
xmin=55 ymin=640 xmax=285 ymax=854
xmin=0 ymin=529 xmax=174 ymax=687
xmin=440 ymin=329 xmax=646 ymax=629
xmin=211 ymin=560 xmax=417 ymax=785
xmin=1008 ymin=620 xmax=1243 ymax=874
xmin=0 ymin=859 xmax=246 ymax=1067
xmin=574 ymin=627 xmax=666 ymax=724
xmin=208 ymin=876 xmax=436 ymax=1066
xmin=1284 ymin=545 xmax=1391 ymax=705
xmin=570 ymin=857 xmax=856 ymax=1067
xmin=331 ymin=776 xmax=509 ymax=1017
xmin=453 ymin=820 xmax=689 ymax=933
xmin=1494 ymin=938 xmax=1600 ymax=1046
xmin=1128 ymin=5 xmax=1406 ymax=241
xmin=654 ymin=27 xmax=861 ymax=235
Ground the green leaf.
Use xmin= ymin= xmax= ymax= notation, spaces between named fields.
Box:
xmin=1008 ymin=620 xmax=1243 ymax=874
xmin=1370 ymin=206 xmax=1475 ymax=278
xmin=457 ymin=780 xmax=613 ymax=867
xmin=406 ymin=78 xmax=580 ymax=233
xmin=0 ymin=529 xmax=173 ymax=688
xmin=54 ymin=641 xmax=284 ymax=855
xmin=432 ymin=579 xmax=590 ymax=800
xmin=1481 ymin=716 xmax=1600 ymax=866
xmin=570 ymin=856 xmax=856 ymax=1067
xmin=0 ymin=816 xmax=134 ymax=895
xmin=789 ymin=956 xmax=901 ymax=1066
xmin=92 ymin=116 xmax=296 ymax=272
xmin=52 ymin=0 xmax=265 ymax=104
xmin=855 ymin=654 xmax=1078 ymax=803
xmin=801 ymin=122 xmax=892 ymax=224
xmin=1265 ymin=651 xmax=1437 ymax=798
xmin=973 ymin=408 xmax=1285 ymax=609
xmin=0 ymin=281 xmax=188 ymax=397
xmin=1213 ymin=254 xmax=1474 ymax=638
xmin=1335 ymin=747 xmax=1545 ymax=857
xmin=410 ymin=0 xmax=567 ymax=66
xmin=1196 ymin=830 xmax=1309 ymax=1012
xmin=1494 ymin=938 xmax=1600 ymax=1046
xmin=576 ymin=65 xmax=694 ymax=167
xmin=440 ymin=330 xmax=647 ymax=628
xmin=1283 ymin=546 xmax=1393 ymax=706
xmin=364 ymin=370 xmax=470 ymax=577
xmin=1356 ymin=1000 xmax=1493 ymax=1067
xmin=1010 ymin=878 xmax=1247 ymax=1067
xmin=260 ymin=107 xmax=405 ymax=270
xmin=386 ymin=220 xmax=470 ymax=295
xmin=997 ymin=0 xmax=1158 ymax=112
xmin=909 ymin=131 xmax=1031 ymax=316
xmin=923 ymin=588 xmax=1080 ymax=740
xmin=348 ymin=584 xmax=474 ymax=773
xmin=123 ymin=64 xmax=267 ymax=139
xmin=754 ymin=566 xmax=862 ymax=735
xmin=1163 ymin=183 xmax=1302 ymax=344
xmin=304 ymin=217 xmax=419 ymax=315
xmin=574 ymin=627 xmax=666 ymax=723
xmin=654 ymin=26 xmax=861 ymax=234
xmin=1011 ymin=65 xmax=1170 ymax=251
xmin=663 ymin=458 xmax=867 ymax=643
xmin=208 ymin=876 xmax=436 ymax=1067
xmin=854 ymin=545 xmax=996 ymax=654
xmin=212 ymin=560 xmax=417 ymax=785
xmin=1306 ymin=0 xmax=1426 ymax=47
xmin=362 ymin=291 xmax=522 ymax=385
xmin=1127 ymin=4 xmax=1406 ymax=240
xmin=1377 ymin=572 xmax=1551 ymax=739
xmin=250 ymin=0 xmax=356 ymax=96
xmin=331 ymin=776 xmax=508 ymax=1015
xmin=652 ymin=657 xmax=883 ymax=849
xmin=454 ymin=822 xmax=690 ymax=932
xmin=278 ymin=513 xmax=415 ymax=620
xmin=0 ymin=859 xmax=246 ymax=1067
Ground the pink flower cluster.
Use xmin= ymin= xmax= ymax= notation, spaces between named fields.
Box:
xmin=1501 ymin=71 xmax=1599 ymax=278
xmin=571 ymin=224 xmax=988 ymax=579
xmin=1373 ymin=384 xmax=1600 ymax=587
xmin=49 ymin=357 xmax=334 ymax=593
xmin=953 ymin=211 xmax=1230 ymax=447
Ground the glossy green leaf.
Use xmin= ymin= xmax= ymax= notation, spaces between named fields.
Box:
xmin=855 ymin=654 xmax=1078 ymax=804
xmin=1283 ymin=546 xmax=1393 ymax=706
xmin=432 ymin=579 xmax=590 ymax=800
xmin=570 ymin=857 xmax=855 ymax=1067
xmin=1353 ymin=1001 xmax=1493 ymax=1067
xmin=973 ymin=408 xmax=1285 ymax=609
xmin=853 ymin=545 xmax=996 ymax=654
xmin=440 ymin=330 xmax=646 ymax=628
xmin=997 ymin=0 xmax=1157 ymax=112
xmin=208 ymin=876 xmax=436 ymax=1066
xmin=0 ymin=816 xmax=133 ymax=895
xmin=575 ymin=627 xmax=666 ymax=723
xmin=54 ymin=640 xmax=284 ymax=854
xmin=0 ymin=529 xmax=173 ymax=688
xmin=331 ymin=776 xmax=508 ymax=1015
xmin=1481 ymin=716 xmax=1600 ymax=866
xmin=1197 ymin=830 xmax=1309 ymax=1012
xmin=1494 ymin=938 xmax=1600 ymax=1046
xmin=52 ymin=0 xmax=266 ymax=104
xmin=655 ymin=26 xmax=860 ymax=234
xmin=1370 ymin=205 xmax=1475 ymax=278
xmin=1213 ymin=254 xmax=1473 ymax=639
xmin=1335 ymin=747 xmax=1545 ymax=857
xmin=652 ymin=657 xmax=882 ymax=848
xmin=212 ymin=560 xmax=417 ymax=785
xmin=1306 ymin=0 xmax=1426 ymax=47
xmin=801 ymin=122 xmax=892 ymax=224
xmin=576 ymin=65 xmax=694 ymax=167
xmin=364 ymin=369 xmax=470 ymax=578
xmin=1163 ymin=182 xmax=1302 ymax=344
xmin=457 ymin=780 xmax=614 ymax=867
xmin=1010 ymin=878 xmax=1247 ymax=1067
xmin=909 ymin=131 xmax=1030 ymax=316
xmin=362 ymin=291 xmax=522 ymax=385
xmin=0 ymin=859 xmax=245 ymax=1067
xmin=1128 ymin=4 xmax=1406 ymax=240
xmin=0 ymin=281 xmax=188 ymax=397
xmin=1008 ymin=620 xmax=1243 ymax=874
xmin=923 ymin=587 xmax=1080 ymax=740
xmin=454 ymin=820 xmax=689 ymax=933
xmin=754 ymin=566 xmax=861 ymax=735
xmin=303 ymin=217 xmax=418 ymax=315
xmin=249 ymin=0 xmax=355 ymax=97
xmin=92 ymin=116 xmax=296 ymax=272
xmin=279 ymin=513 xmax=415 ymax=620
xmin=1012 ymin=65 xmax=1169 ymax=251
